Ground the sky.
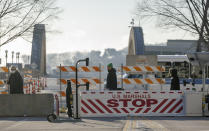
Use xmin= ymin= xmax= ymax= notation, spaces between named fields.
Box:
xmin=0 ymin=0 xmax=196 ymax=65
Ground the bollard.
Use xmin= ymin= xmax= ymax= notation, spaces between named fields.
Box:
xmin=29 ymin=83 xmax=31 ymax=94
xmin=55 ymin=94 xmax=59 ymax=117
xmin=206 ymin=94 xmax=209 ymax=111
xmin=37 ymin=80 xmax=40 ymax=92
xmin=32 ymin=80 xmax=36 ymax=94
xmin=45 ymin=78 xmax=47 ymax=88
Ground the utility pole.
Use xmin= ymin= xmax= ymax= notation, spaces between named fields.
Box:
xmin=12 ymin=51 xmax=14 ymax=64
xmin=16 ymin=52 xmax=18 ymax=63
xmin=16 ymin=52 xmax=20 ymax=64
xmin=5 ymin=50 xmax=8 ymax=66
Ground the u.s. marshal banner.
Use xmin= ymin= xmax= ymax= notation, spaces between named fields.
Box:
xmin=79 ymin=91 xmax=184 ymax=117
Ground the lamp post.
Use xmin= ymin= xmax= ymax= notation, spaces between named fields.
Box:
xmin=16 ymin=52 xmax=17 ymax=63
xmin=12 ymin=51 xmax=14 ymax=64
xmin=75 ymin=58 xmax=89 ymax=119
xmin=28 ymin=56 xmax=30 ymax=64
xmin=5 ymin=50 xmax=8 ymax=66
xmin=16 ymin=52 xmax=20 ymax=64
xmin=16 ymin=52 xmax=18 ymax=63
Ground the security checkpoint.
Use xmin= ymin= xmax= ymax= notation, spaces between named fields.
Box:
xmin=49 ymin=53 xmax=209 ymax=121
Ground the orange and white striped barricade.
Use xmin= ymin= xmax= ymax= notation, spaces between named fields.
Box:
xmin=57 ymin=66 xmax=103 ymax=72
xmin=117 ymin=66 xmax=165 ymax=73
xmin=0 ymin=67 xmax=8 ymax=89
xmin=24 ymin=78 xmax=31 ymax=84
xmin=24 ymin=70 xmax=32 ymax=74
xmin=117 ymin=65 xmax=165 ymax=89
xmin=24 ymin=74 xmax=32 ymax=78
xmin=118 ymin=78 xmax=165 ymax=85
xmin=0 ymin=80 xmax=5 ymax=85
xmin=57 ymin=65 xmax=103 ymax=98
xmin=23 ymin=83 xmax=29 ymax=94
xmin=0 ymin=67 xmax=9 ymax=72
xmin=24 ymin=77 xmax=35 ymax=84
xmin=58 ymin=78 xmax=103 ymax=85
xmin=0 ymin=80 xmax=6 ymax=92
xmin=0 ymin=91 xmax=8 ymax=94
xmin=24 ymin=78 xmax=36 ymax=94
xmin=78 ymin=90 xmax=184 ymax=117
xmin=25 ymin=86 xmax=30 ymax=94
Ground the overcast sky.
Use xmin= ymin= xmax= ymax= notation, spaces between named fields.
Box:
xmin=0 ymin=0 xmax=196 ymax=65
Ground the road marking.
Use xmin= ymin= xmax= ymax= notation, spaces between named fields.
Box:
xmin=123 ymin=119 xmax=130 ymax=131
xmin=132 ymin=117 xmax=137 ymax=129
xmin=140 ymin=117 xmax=169 ymax=131
xmin=123 ymin=116 xmax=169 ymax=131
xmin=123 ymin=116 xmax=138 ymax=131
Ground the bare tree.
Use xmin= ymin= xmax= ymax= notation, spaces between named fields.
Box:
xmin=0 ymin=0 xmax=60 ymax=47
xmin=136 ymin=0 xmax=209 ymax=51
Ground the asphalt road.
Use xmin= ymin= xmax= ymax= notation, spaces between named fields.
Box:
xmin=123 ymin=116 xmax=209 ymax=131
xmin=0 ymin=116 xmax=209 ymax=131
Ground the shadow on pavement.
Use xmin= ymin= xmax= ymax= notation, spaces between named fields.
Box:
xmin=139 ymin=116 xmax=209 ymax=121
xmin=1 ymin=116 xmax=208 ymax=123
xmin=0 ymin=117 xmax=47 ymax=121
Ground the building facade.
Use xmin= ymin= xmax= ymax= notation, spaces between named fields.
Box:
xmin=31 ymin=24 xmax=46 ymax=75
xmin=127 ymin=26 xmax=197 ymax=55
xmin=128 ymin=27 xmax=145 ymax=55
xmin=145 ymin=40 xmax=197 ymax=55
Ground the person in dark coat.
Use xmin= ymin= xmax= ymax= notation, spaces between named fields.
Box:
xmin=7 ymin=66 xmax=24 ymax=94
xmin=106 ymin=63 xmax=117 ymax=90
xmin=170 ymin=69 xmax=180 ymax=90
xmin=66 ymin=80 xmax=73 ymax=117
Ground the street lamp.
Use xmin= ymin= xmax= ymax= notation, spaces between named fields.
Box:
xmin=75 ymin=58 xmax=89 ymax=119
xmin=5 ymin=50 xmax=8 ymax=66
xmin=12 ymin=51 xmax=14 ymax=64
xmin=16 ymin=52 xmax=18 ymax=63
xmin=16 ymin=52 xmax=20 ymax=64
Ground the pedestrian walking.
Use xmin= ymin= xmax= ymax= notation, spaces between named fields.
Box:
xmin=7 ymin=66 xmax=24 ymax=94
xmin=170 ymin=69 xmax=180 ymax=90
xmin=106 ymin=63 xmax=117 ymax=90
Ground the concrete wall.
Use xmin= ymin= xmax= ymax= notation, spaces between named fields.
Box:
xmin=0 ymin=94 xmax=54 ymax=117
xmin=126 ymin=55 xmax=157 ymax=66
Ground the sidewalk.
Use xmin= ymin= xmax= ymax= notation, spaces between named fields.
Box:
xmin=0 ymin=115 xmax=125 ymax=131
xmin=0 ymin=116 xmax=209 ymax=131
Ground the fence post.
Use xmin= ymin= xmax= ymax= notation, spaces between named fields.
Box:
xmin=161 ymin=65 xmax=163 ymax=91
xmin=75 ymin=62 xmax=79 ymax=119
xmin=99 ymin=63 xmax=102 ymax=90
xmin=121 ymin=64 xmax=123 ymax=89
xmin=59 ymin=64 xmax=62 ymax=109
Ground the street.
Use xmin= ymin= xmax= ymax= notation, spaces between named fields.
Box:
xmin=0 ymin=116 xmax=209 ymax=131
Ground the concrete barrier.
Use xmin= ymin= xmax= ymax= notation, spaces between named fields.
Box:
xmin=0 ymin=94 xmax=54 ymax=117
xmin=184 ymin=92 xmax=202 ymax=116
xmin=78 ymin=91 xmax=184 ymax=117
